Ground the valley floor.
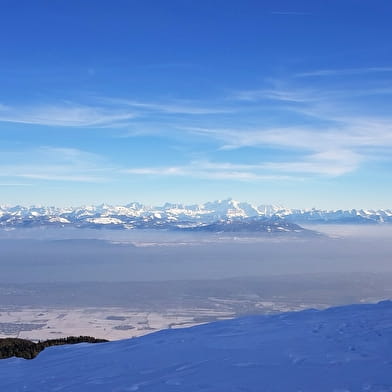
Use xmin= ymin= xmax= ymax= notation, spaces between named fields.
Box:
xmin=0 ymin=301 xmax=314 ymax=341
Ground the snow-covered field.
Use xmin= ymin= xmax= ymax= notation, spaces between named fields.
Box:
xmin=1 ymin=301 xmax=392 ymax=391
xmin=0 ymin=306 xmax=236 ymax=341
xmin=0 ymin=298 xmax=314 ymax=341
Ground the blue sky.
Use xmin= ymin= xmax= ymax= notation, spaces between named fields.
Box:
xmin=1 ymin=0 xmax=392 ymax=208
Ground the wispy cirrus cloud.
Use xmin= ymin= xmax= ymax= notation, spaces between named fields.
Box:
xmin=232 ymin=88 xmax=316 ymax=103
xmin=0 ymin=147 xmax=111 ymax=182
xmin=101 ymin=97 xmax=231 ymax=115
xmin=1 ymin=69 xmax=391 ymax=184
xmin=186 ymin=117 xmax=392 ymax=151
xmin=183 ymin=75 xmax=392 ymax=179
xmin=0 ymin=183 xmax=33 ymax=187
xmin=227 ymin=74 xmax=392 ymax=139
xmin=0 ymin=103 xmax=136 ymax=127
xmin=0 ymin=96 xmax=231 ymax=128
xmin=123 ymin=152 xmax=359 ymax=180
xmin=124 ymin=163 xmax=295 ymax=181
xmin=296 ymin=67 xmax=392 ymax=78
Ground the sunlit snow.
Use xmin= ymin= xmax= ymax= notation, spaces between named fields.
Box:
xmin=1 ymin=301 xmax=391 ymax=391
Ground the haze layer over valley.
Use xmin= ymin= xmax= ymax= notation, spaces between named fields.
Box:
xmin=1 ymin=224 xmax=392 ymax=341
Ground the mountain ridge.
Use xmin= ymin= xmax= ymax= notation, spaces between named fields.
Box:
xmin=0 ymin=198 xmax=391 ymax=230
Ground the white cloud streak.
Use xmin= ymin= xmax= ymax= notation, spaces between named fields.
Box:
xmin=0 ymin=96 xmax=231 ymax=128
xmin=0 ymin=103 xmax=136 ymax=127
xmin=124 ymin=164 xmax=296 ymax=181
xmin=0 ymin=183 xmax=33 ymax=186
xmin=0 ymin=147 xmax=111 ymax=182
xmin=123 ymin=157 xmax=352 ymax=180
xmin=185 ymin=119 xmax=392 ymax=152
xmin=182 ymin=77 xmax=392 ymax=178
xmin=1 ymin=72 xmax=391 ymax=183
xmin=102 ymin=97 xmax=231 ymax=115
xmin=232 ymin=88 xmax=315 ymax=103
xmin=296 ymin=67 xmax=392 ymax=78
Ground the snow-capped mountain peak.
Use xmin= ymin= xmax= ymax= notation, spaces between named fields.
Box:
xmin=0 ymin=200 xmax=390 ymax=230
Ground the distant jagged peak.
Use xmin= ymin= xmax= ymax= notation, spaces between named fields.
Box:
xmin=0 ymin=201 xmax=391 ymax=229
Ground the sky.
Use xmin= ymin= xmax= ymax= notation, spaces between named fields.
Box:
xmin=0 ymin=0 xmax=392 ymax=209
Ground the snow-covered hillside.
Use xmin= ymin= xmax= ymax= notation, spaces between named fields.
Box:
xmin=0 ymin=199 xmax=391 ymax=230
xmin=1 ymin=301 xmax=391 ymax=391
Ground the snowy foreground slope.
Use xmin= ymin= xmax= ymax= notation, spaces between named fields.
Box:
xmin=1 ymin=301 xmax=392 ymax=392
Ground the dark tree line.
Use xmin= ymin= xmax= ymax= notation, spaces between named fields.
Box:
xmin=0 ymin=336 xmax=108 ymax=360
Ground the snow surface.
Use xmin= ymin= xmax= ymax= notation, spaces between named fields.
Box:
xmin=1 ymin=301 xmax=392 ymax=391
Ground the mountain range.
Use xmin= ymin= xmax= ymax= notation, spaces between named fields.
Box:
xmin=0 ymin=199 xmax=391 ymax=231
